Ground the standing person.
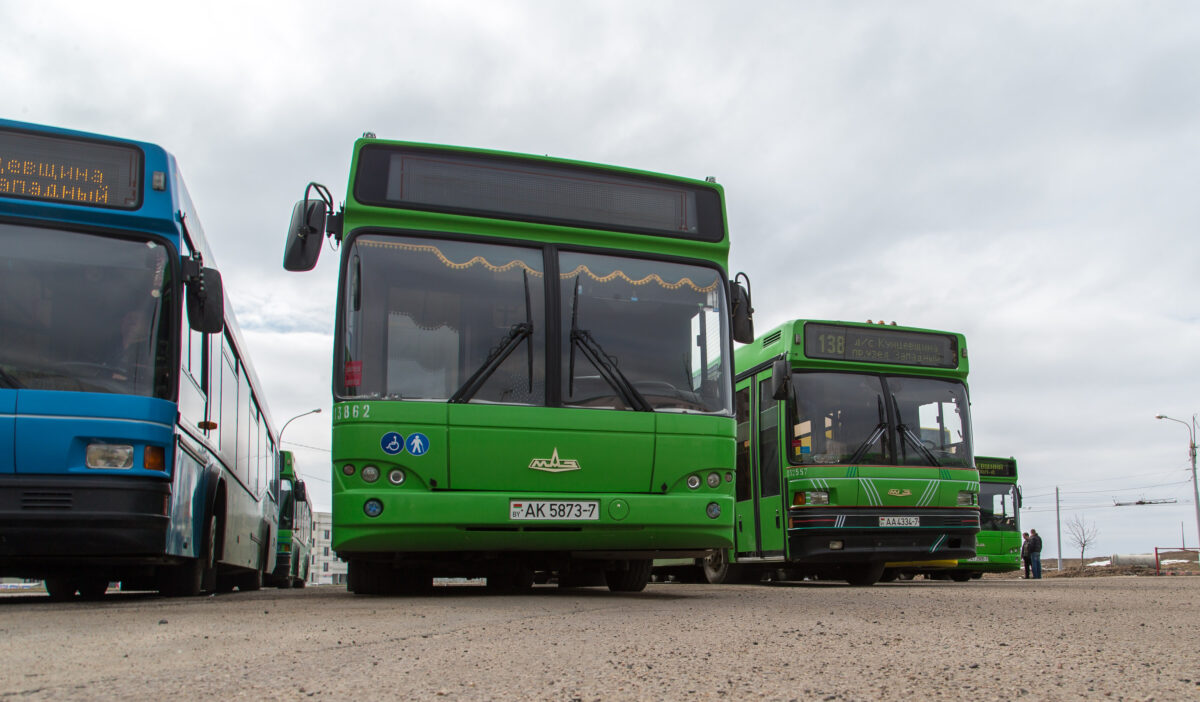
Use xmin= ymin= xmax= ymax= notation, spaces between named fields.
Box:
xmin=1029 ymin=528 xmax=1044 ymax=579
xmin=1021 ymin=532 xmax=1032 ymax=579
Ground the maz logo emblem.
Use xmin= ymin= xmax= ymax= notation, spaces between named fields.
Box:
xmin=887 ymin=488 xmax=912 ymax=497
xmin=529 ymin=448 xmax=581 ymax=473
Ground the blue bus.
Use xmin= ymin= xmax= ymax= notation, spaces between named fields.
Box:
xmin=0 ymin=119 xmax=279 ymax=599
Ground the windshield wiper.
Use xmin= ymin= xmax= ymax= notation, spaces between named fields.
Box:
xmin=0 ymin=366 xmax=23 ymax=389
xmin=891 ymin=393 xmax=941 ymax=467
xmin=449 ymin=271 xmax=534 ymax=404
xmin=847 ymin=395 xmax=888 ymax=464
xmin=567 ymin=277 xmax=652 ymax=412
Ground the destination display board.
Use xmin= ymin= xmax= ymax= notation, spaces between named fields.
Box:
xmin=0 ymin=128 xmax=142 ymax=209
xmin=354 ymin=144 xmax=725 ymax=242
xmin=802 ymin=322 xmax=959 ymax=369
xmin=975 ymin=457 xmax=1018 ymax=479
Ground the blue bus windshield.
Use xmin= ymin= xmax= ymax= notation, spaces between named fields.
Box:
xmin=0 ymin=223 xmax=174 ymax=398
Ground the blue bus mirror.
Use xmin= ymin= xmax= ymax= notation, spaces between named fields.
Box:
xmin=186 ymin=266 xmax=224 ymax=334
xmin=283 ymin=199 xmax=327 ymax=272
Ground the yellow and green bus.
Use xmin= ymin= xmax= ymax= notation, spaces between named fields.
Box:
xmin=701 ymin=319 xmax=980 ymax=586
xmin=282 ymin=137 xmax=753 ymax=594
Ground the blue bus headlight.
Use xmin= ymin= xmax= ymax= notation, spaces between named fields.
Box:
xmin=706 ymin=502 xmax=721 ymax=519
xmin=363 ymin=499 xmax=384 ymax=517
xmin=86 ymin=443 xmax=134 ymax=469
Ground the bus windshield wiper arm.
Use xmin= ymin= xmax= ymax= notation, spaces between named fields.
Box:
xmin=450 ymin=271 xmax=535 ymax=404
xmin=566 ymin=276 xmax=651 ymax=412
xmin=847 ymin=396 xmax=888 ymax=464
xmin=570 ymin=328 xmax=652 ymax=412
xmin=891 ymin=393 xmax=941 ymax=467
xmin=0 ymin=367 xmax=22 ymax=389
xmin=449 ymin=322 xmax=533 ymax=404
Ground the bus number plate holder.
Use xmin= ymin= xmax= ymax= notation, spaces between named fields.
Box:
xmin=510 ymin=500 xmax=600 ymax=521
xmin=879 ymin=516 xmax=920 ymax=527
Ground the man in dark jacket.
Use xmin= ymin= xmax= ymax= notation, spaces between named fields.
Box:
xmin=1021 ymin=532 xmax=1032 ymax=578
xmin=1029 ymin=529 xmax=1043 ymax=579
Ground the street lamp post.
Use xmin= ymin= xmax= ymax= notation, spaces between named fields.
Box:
xmin=281 ymin=408 xmax=323 ymax=446
xmin=1155 ymin=413 xmax=1200 ymax=549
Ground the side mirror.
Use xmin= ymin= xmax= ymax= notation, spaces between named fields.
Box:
xmin=283 ymin=199 xmax=328 ymax=272
xmin=294 ymin=480 xmax=309 ymax=503
xmin=186 ymin=266 xmax=224 ymax=334
xmin=1016 ymin=486 xmax=1023 ymax=509
xmin=729 ymin=274 xmax=754 ymax=344
xmin=770 ymin=357 xmax=791 ymax=401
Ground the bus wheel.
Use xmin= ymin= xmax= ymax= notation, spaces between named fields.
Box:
xmin=605 ymin=560 xmax=652 ymax=593
xmin=950 ymin=570 xmax=973 ymax=582
xmin=161 ymin=516 xmax=215 ymax=597
xmin=879 ymin=569 xmax=899 ymax=583
xmin=44 ymin=578 xmax=77 ymax=601
xmin=238 ymin=567 xmax=263 ymax=592
xmin=293 ymin=576 xmax=307 ymax=589
xmin=845 ymin=563 xmax=885 ymax=586
xmin=702 ymin=549 xmax=745 ymax=584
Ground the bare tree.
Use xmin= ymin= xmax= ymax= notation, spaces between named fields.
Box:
xmin=1066 ymin=514 xmax=1099 ymax=563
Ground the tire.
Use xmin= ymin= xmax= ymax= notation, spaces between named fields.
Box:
xmin=605 ymin=559 xmax=652 ymax=593
xmin=950 ymin=570 xmax=973 ymax=582
xmin=238 ymin=566 xmax=263 ymax=592
xmin=293 ymin=577 xmax=306 ymax=589
xmin=160 ymin=516 xmax=215 ymax=597
xmin=879 ymin=569 xmax=899 ymax=583
xmin=44 ymin=578 xmax=77 ymax=601
xmin=702 ymin=549 xmax=749 ymax=584
xmin=844 ymin=562 xmax=886 ymax=586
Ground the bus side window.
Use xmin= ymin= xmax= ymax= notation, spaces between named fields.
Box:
xmin=757 ymin=378 xmax=780 ymax=498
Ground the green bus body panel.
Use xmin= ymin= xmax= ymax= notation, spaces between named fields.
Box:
xmin=332 ymin=401 xmax=734 ymax=552
xmin=957 ymin=456 xmax=1020 ymax=572
xmin=784 ymin=465 xmax=980 ymax=516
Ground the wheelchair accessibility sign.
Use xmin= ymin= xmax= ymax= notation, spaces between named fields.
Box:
xmin=379 ymin=431 xmax=431 ymax=457
xmin=381 ymin=432 xmax=405 ymax=455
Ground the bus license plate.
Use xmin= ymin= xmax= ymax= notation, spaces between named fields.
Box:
xmin=510 ymin=500 xmax=600 ymax=521
xmin=879 ymin=516 xmax=920 ymax=527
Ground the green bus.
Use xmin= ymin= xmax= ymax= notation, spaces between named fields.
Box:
xmin=700 ymin=319 xmax=980 ymax=586
xmin=885 ymin=456 xmax=1021 ymax=581
xmin=267 ymin=450 xmax=312 ymax=588
xmin=282 ymin=137 xmax=753 ymax=594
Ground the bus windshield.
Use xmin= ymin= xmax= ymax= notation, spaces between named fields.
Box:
xmin=0 ymin=223 xmax=173 ymax=398
xmin=787 ymin=372 xmax=972 ymax=468
xmin=338 ymin=234 xmax=731 ymax=414
xmin=981 ymin=482 xmax=1019 ymax=531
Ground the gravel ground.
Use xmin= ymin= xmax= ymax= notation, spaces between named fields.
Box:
xmin=1 ymin=576 xmax=1197 ymax=701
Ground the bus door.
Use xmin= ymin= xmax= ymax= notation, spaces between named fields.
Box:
xmin=732 ymin=385 xmax=757 ymax=557
xmin=754 ymin=375 xmax=785 ymax=557
xmin=0 ymin=389 xmax=13 ymax=473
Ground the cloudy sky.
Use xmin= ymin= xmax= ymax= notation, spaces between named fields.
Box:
xmin=7 ymin=0 xmax=1199 ymax=559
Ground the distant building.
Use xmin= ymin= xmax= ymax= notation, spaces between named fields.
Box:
xmin=310 ymin=512 xmax=348 ymax=586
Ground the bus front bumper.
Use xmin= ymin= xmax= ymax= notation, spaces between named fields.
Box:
xmin=333 ymin=490 xmax=733 ymax=556
xmin=787 ymin=507 xmax=978 ymax=563
xmin=0 ymin=475 xmax=170 ymax=575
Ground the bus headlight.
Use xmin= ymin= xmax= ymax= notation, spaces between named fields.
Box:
xmin=957 ymin=491 xmax=975 ymax=506
xmin=363 ymin=499 xmax=384 ymax=517
xmin=686 ymin=475 xmax=701 ymax=489
xmin=361 ymin=465 xmax=380 ymax=483
xmin=706 ymin=502 xmax=721 ymax=519
xmin=706 ymin=472 xmax=721 ymax=488
xmin=388 ymin=469 xmax=406 ymax=486
xmin=86 ymin=443 xmax=134 ymax=469
xmin=806 ymin=490 xmax=830 ymax=505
